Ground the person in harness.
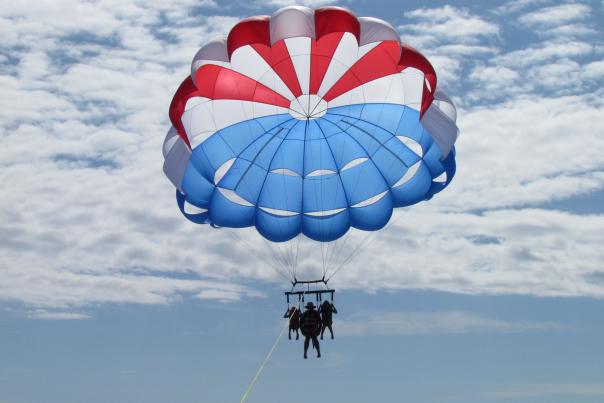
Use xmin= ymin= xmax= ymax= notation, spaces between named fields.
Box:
xmin=299 ymin=301 xmax=322 ymax=359
xmin=319 ymin=300 xmax=338 ymax=340
xmin=283 ymin=306 xmax=301 ymax=340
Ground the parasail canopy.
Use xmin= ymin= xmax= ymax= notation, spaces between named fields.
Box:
xmin=163 ymin=6 xmax=459 ymax=245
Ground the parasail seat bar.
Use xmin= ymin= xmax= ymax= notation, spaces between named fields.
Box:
xmin=285 ymin=289 xmax=335 ymax=304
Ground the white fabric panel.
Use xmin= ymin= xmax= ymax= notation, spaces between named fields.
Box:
xmin=327 ymin=73 xmax=407 ymax=108
xmin=432 ymin=90 xmax=457 ymax=122
xmin=305 ymin=207 xmax=346 ymax=217
xmin=358 ymin=17 xmax=401 ymax=47
xmin=317 ymin=33 xmax=359 ymax=97
xmin=218 ymin=188 xmax=254 ymax=206
xmin=214 ymin=158 xmax=236 ymax=185
xmin=393 ymin=162 xmax=420 ymax=187
xmin=306 ymin=169 xmax=337 ymax=177
xmin=163 ymin=126 xmax=179 ymax=157
xmin=230 ymin=45 xmax=295 ymax=100
xmin=424 ymin=77 xmax=432 ymax=93
xmin=434 ymin=172 xmax=447 ymax=183
xmin=270 ymin=6 xmax=315 ymax=44
xmin=259 ymin=206 xmax=299 ymax=217
xmin=182 ymin=99 xmax=288 ymax=148
xmin=401 ymin=67 xmax=425 ymax=110
xmin=285 ymin=37 xmax=312 ymax=94
xmin=351 ymin=190 xmax=388 ymax=208
xmin=342 ymin=157 xmax=368 ymax=171
xmin=356 ymin=41 xmax=381 ymax=60
xmin=270 ymin=168 xmax=300 ymax=176
xmin=396 ymin=136 xmax=423 ymax=157
xmin=163 ymin=137 xmax=191 ymax=192
xmin=183 ymin=200 xmax=208 ymax=215
xmin=184 ymin=96 xmax=211 ymax=112
xmin=421 ymin=103 xmax=459 ymax=159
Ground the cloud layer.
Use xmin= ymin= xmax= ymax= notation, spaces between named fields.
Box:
xmin=1 ymin=0 xmax=603 ymax=314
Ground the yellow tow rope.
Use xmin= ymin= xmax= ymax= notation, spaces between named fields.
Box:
xmin=239 ymin=318 xmax=289 ymax=403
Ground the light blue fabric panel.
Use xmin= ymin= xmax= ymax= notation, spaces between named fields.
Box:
xmin=257 ymin=172 xmax=303 ymax=213
xmin=321 ymin=127 xmax=368 ymax=169
xmin=302 ymin=175 xmax=347 ymax=213
xmin=359 ymin=103 xmax=404 ymax=134
xmin=218 ymin=119 xmax=268 ymax=155
xmin=256 ymin=210 xmax=301 ymax=242
xmin=192 ymin=135 xmax=233 ymax=181
xmin=233 ymin=163 xmax=267 ymax=203
xmin=303 ymin=137 xmax=339 ymax=176
xmin=370 ymin=145 xmax=411 ymax=187
xmin=422 ymin=142 xmax=445 ymax=178
xmin=269 ymin=139 xmax=304 ymax=176
xmin=342 ymin=122 xmax=382 ymax=156
xmin=181 ymin=162 xmax=215 ymax=208
xmin=216 ymin=158 xmax=251 ymax=189
xmin=302 ymin=211 xmax=350 ymax=242
xmin=285 ymin=119 xmax=306 ymax=140
xmin=208 ymin=188 xmax=255 ymax=227
xmin=427 ymin=148 xmax=456 ymax=198
xmin=177 ymin=190 xmax=210 ymax=224
xmin=390 ymin=162 xmax=432 ymax=207
xmin=339 ymin=161 xmax=389 ymax=205
xmin=349 ymin=191 xmax=393 ymax=231
xmin=239 ymin=132 xmax=285 ymax=170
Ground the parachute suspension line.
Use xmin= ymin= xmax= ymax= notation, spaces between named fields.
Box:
xmin=224 ymin=228 xmax=292 ymax=284
xmin=292 ymin=234 xmax=301 ymax=281
xmin=239 ymin=317 xmax=290 ymax=403
xmin=261 ymin=236 xmax=294 ymax=282
xmin=327 ymin=210 xmax=406 ymax=282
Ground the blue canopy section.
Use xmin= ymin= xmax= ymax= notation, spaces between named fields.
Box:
xmin=178 ymin=103 xmax=456 ymax=242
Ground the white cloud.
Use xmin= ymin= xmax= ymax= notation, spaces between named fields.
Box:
xmin=398 ymin=6 xmax=500 ymax=86
xmin=338 ymin=310 xmax=564 ymax=336
xmin=1 ymin=1 xmax=603 ymax=313
xmin=402 ymin=6 xmax=500 ymax=44
xmin=444 ymin=93 xmax=604 ymax=210
xmin=27 ymin=310 xmax=92 ymax=320
xmin=492 ymin=0 xmax=552 ymax=16
xmin=519 ymin=3 xmax=591 ymax=28
xmin=330 ymin=208 xmax=604 ymax=298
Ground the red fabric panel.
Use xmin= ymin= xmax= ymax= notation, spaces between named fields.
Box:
xmin=399 ymin=44 xmax=437 ymax=117
xmin=322 ymin=41 xmax=401 ymax=101
xmin=315 ymin=7 xmax=360 ymax=42
xmin=252 ymin=41 xmax=303 ymax=97
xmin=169 ymin=77 xmax=197 ymax=148
xmin=310 ymin=32 xmax=344 ymax=94
xmin=194 ymin=64 xmax=290 ymax=107
xmin=420 ymin=82 xmax=434 ymax=119
xmin=227 ymin=16 xmax=270 ymax=58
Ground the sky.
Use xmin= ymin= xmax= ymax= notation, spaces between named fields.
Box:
xmin=1 ymin=0 xmax=603 ymax=402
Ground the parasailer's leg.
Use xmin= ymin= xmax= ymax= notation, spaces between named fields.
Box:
xmin=303 ymin=336 xmax=310 ymax=359
xmin=313 ymin=336 xmax=321 ymax=358
xmin=327 ymin=324 xmax=334 ymax=339
xmin=295 ymin=328 xmax=299 ymax=340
